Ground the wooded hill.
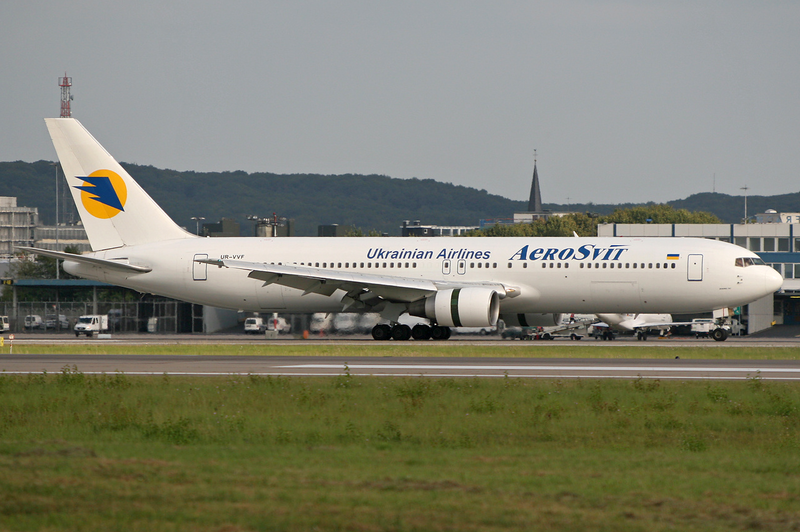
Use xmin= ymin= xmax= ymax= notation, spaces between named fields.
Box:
xmin=2 ymin=160 xmax=797 ymax=235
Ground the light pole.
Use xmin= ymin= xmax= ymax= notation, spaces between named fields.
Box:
xmin=740 ymin=185 xmax=749 ymax=223
xmin=51 ymin=162 xmax=60 ymax=279
xmin=191 ymin=216 xmax=205 ymax=236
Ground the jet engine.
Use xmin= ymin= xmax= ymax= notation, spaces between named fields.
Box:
xmin=408 ymin=288 xmax=500 ymax=327
xmin=499 ymin=313 xmax=563 ymax=328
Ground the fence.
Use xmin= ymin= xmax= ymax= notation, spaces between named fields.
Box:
xmin=0 ymin=300 xmax=196 ymax=334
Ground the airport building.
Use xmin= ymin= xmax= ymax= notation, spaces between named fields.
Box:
xmin=0 ymin=197 xmax=37 ymax=259
xmin=400 ymin=220 xmax=478 ymax=237
xmin=597 ymin=213 xmax=800 ymax=332
xmin=34 ymin=223 xmax=91 ymax=253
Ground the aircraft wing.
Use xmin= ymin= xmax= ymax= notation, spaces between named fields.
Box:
xmin=630 ymin=320 xmax=693 ymax=330
xmin=199 ymin=258 xmax=517 ymax=307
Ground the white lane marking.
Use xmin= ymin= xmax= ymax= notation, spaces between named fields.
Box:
xmin=279 ymin=364 xmax=800 ymax=373
xmin=1 ymin=371 xmax=799 ymax=380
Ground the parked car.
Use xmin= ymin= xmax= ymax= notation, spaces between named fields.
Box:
xmin=266 ymin=316 xmax=291 ymax=333
xmin=45 ymin=314 xmax=70 ymax=330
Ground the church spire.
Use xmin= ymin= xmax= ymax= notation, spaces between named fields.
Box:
xmin=527 ymin=151 xmax=542 ymax=212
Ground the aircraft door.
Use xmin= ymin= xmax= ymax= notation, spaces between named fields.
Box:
xmin=442 ymin=260 xmax=451 ymax=275
xmin=457 ymin=260 xmax=466 ymax=275
xmin=687 ymin=254 xmax=703 ymax=281
xmin=192 ymin=254 xmax=208 ymax=281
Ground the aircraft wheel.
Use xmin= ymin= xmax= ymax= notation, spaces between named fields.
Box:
xmin=411 ymin=324 xmax=431 ymax=340
xmin=711 ymin=328 xmax=728 ymax=342
xmin=391 ymin=324 xmax=412 ymax=341
xmin=430 ymin=326 xmax=450 ymax=340
xmin=372 ymin=324 xmax=392 ymax=341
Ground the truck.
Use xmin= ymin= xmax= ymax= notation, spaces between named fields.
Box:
xmin=74 ymin=315 xmax=109 ymax=337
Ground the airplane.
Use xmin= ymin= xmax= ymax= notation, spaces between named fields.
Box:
xmin=19 ymin=118 xmax=784 ymax=342
xmin=594 ymin=313 xmax=683 ymax=341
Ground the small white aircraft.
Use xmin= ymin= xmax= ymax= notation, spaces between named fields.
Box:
xmin=594 ymin=313 xmax=685 ymax=341
xmin=19 ymin=118 xmax=784 ymax=341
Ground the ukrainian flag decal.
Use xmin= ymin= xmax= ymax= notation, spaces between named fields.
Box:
xmin=667 ymin=254 xmax=680 ymax=260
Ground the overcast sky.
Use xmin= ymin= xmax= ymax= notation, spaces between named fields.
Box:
xmin=2 ymin=1 xmax=798 ymax=205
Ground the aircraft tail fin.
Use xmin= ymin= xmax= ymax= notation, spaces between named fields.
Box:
xmin=44 ymin=118 xmax=193 ymax=251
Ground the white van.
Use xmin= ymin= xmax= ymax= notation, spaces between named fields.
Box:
xmin=0 ymin=316 xmax=9 ymax=333
xmin=24 ymin=315 xmax=44 ymax=329
xmin=244 ymin=317 xmax=265 ymax=334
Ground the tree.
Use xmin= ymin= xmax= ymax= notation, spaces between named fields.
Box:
xmin=466 ymin=205 xmax=719 ymax=237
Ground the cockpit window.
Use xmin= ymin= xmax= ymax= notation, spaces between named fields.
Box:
xmin=735 ymin=257 xmax=766 ymax=267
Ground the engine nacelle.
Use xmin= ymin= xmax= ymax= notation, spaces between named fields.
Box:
xmin=408 ymin=288 xmax=500 ymax=327
xmin=500 ymin=313 xmax=563 ymax=328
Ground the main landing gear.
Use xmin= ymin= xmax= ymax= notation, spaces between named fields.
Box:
xmin=371 ymin=323 xmax=451 ymax=341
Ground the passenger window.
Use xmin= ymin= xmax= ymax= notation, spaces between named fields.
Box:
xmin=523 ymin=263 xmax=528 ymax=269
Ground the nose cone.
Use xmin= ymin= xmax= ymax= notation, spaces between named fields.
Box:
xmin=766 ymin=267 xmax=784 ymax=294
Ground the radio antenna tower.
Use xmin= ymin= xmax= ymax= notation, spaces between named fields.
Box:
xmin=59 ymin=73 xmax=72 ymax=117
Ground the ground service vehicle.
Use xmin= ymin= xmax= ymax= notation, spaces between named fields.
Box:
xmin=74 ymin=315 xmax=109 ymax=337
xmin=0 ymin=316 xmax=9 ymax=333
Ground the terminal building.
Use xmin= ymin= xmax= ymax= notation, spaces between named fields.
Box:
xmin=597 ymin=213 xmax=800 ymax=331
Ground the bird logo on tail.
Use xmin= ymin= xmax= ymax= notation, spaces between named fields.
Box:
xmin=75 ymin=169 xmax=128 ymax=219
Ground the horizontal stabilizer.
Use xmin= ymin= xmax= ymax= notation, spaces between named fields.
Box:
xmin=16 ymin=246 xmax=152 ymax=274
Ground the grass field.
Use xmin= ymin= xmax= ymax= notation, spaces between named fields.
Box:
xmin=1 ymin=367 xmax=799 ymax=531
xmin=5 ymin=341 xmax=800 ymax=359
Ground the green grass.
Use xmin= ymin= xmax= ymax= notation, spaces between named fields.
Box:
xmin=6 ymin=342 xmax=800 ymax=359
xmin=1 ymin=368 xmax=799 ymax=530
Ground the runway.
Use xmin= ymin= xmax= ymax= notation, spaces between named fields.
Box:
xmin=2 ymin=354 xmax=800 ymax=380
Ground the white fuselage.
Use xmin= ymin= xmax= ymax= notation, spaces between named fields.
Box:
xmin=64 ymin=236 xmax=782 ymax=315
